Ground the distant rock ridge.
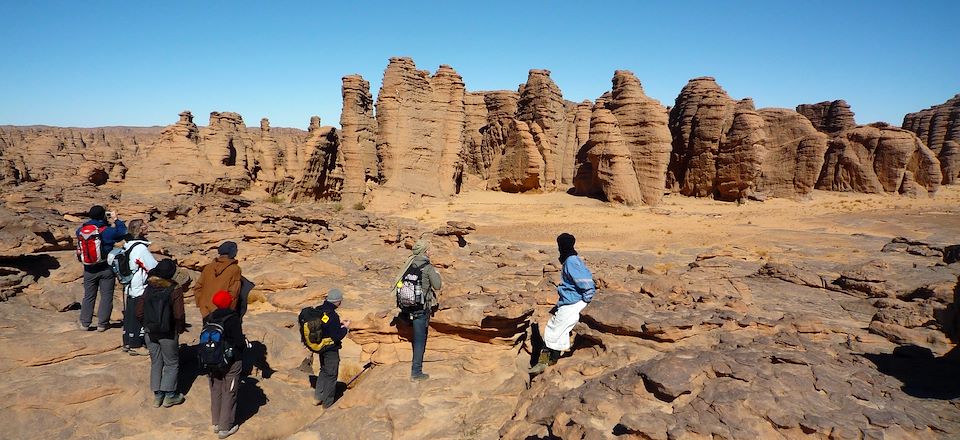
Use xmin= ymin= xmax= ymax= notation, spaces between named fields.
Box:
xmin=0 ymin=57 xmax=949 ymax=203
xmin=903 ymin=94 xmax=960 ymax=185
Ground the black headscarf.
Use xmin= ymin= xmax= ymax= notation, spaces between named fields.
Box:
xmin=557 ymin=233 xmax=577 ymax=263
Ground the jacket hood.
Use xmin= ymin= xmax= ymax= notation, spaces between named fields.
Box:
xmin=147 ymin=276 xmax=177 ymax=288
xmin=212 ymin=256 xmax=238 ymax=276
xmin=411 ymin=255 xmax=431 ymax=266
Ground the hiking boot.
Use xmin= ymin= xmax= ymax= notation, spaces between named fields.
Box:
xmin=217 ymin=425 xmax=239 ymax=439
xmin=411 ymin=373 xmax=430 ymax=382
xmin=152 ymin=393 xmax=164 ymax=408
xmin=78 ymin=322 xmax=92 ymax=331
xmin=528 ymin=350 xmax=551 ymax=375
xmin=121 ymin=345 xmax=130 ymax=353
xmin=128 ymin=347 xmax=149 ymax=356
xmin=96 ymin=326 xmax=108 ymax=332
xmin=162 ymin=393 xmax=185 ymax=407
xmin=212 ymin=425 xmax=219 ymax=433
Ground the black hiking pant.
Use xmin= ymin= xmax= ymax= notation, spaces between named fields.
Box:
xmin=314 ymin=349 xmax=339 ymax=407
xmin=122 ymin=295 xmax=144 ymax=348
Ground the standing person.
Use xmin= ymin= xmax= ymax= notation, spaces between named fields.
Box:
xmin=393 ymin=240 xmax=441 ymax=381
xmin=136 ymin=259 xmax=187 ymax=408
xmin=205 ymin=291 xmax=244 ymax=438
xmin=529 ymin=233 xmax=596 ymax=375
xmin=194 ymin=241 xmax=242 ymax=322
xmin=119 ymin=219 xmax=157 ymax=356
xmin=302 ymin=288 xmax=350 ymax=408
xmin=76 ymin=205 xmax=127 ymax=331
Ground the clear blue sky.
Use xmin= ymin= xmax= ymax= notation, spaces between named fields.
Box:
xmin=2 ymin=1 xmax=958 ymax=129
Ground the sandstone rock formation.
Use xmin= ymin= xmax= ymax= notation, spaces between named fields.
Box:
xmin=339 ymin=75 xmax=378 ymax=203
xmin=0 ymin=125 xmax=156 ymax=187
xmin=462 ymin=92 xmax=488 ymax=178
xmin=492 ymin=119 xmax=546 ymax=192
xmin=375 ymin=58 xmax=465 ymax=197
xmin=478 ymin=91 xmax=519 ymax=182
xmin=668 ymin=78 xmax=828 ymax=201
xmin=516 ymin=70 xmax=568 ymax=190
xmin=797 ymin=99 xmax=857 ymax=134
xmin=817 ymin=124 xmax=942 ymax=196
xmin=668 ymin=77 xmax=737 ymax=197
xmin=903 ymin=94 xmax=960 ymax=185
xmin=575 ymin=71 xmax=671 ymax=205
xmin=579 ymin=103 xmax=643 ymax=203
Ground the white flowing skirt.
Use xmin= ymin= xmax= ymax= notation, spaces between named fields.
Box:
xmin=543 ymin=300 xmax=587 ymax=351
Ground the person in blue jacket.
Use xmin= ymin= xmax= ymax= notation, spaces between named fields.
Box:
xmin=529 ymin=233 xmax=596 ymax=374
xmin=76 ymin=205 xmax=127 ymax=331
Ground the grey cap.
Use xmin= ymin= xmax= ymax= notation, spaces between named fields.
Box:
xmin=218 ymin=241 xmax=238 ymax=259
xmin=327 ymin=288 xmax=344 ymax=302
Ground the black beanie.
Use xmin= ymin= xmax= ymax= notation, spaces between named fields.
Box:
xmin=148 ymin=259 xmax=177 ymax=280
xmin=88 ymin=205 xmax=106 ymax=221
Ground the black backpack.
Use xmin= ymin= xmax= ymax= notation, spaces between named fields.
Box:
xmin=142 ymin=287 xmax=173 ymax=334
xmin=198 ymin=317 xmax=234 ymax=373
xmin=110 ymin=242 xmax=144 ymax=285
xmin=298 ymin=306 xmax=334 ymax=353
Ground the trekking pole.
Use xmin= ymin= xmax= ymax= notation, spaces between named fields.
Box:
xmin=345 ymin=362 xmax=374 ymax=388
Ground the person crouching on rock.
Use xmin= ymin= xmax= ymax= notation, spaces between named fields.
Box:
xmin=136 ymin=258 xmax=187 ymax=407
xmin=529 ymin=233 xmax=596 ymax=375
xmin=206 ymin=290 xmax=244 ymax=438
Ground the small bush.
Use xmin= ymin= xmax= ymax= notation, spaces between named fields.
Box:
xmin=352 ymin=201 xmax=366 ymax=211
xmin=332 ymin=202 xmax=343 ymax=212
xmin=266 ymin=195 xmax=285 ymax=204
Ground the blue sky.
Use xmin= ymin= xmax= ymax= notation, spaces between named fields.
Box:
xmin=2 ymin=1 xmax=958 ymax=129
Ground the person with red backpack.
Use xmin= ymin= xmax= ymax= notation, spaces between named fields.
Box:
xmin=76 ymin=205 xmax=127 ymax=332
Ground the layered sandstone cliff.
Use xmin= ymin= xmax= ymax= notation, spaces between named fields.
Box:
xmin=479 ymin=91 xmax=519 ymax=183
xmin=668 ymin=78 xmax=828 ymax=201
xmin=817 ymin=124 xmax=941 ymax=196
xmin=339 ymin=75 xmax=378 ymax=202
xmin=903 ymin=94 xmax=960 ymax=185
xmin=573 ymin=71 xmax=671 ymax=205
xmin=797 ymin=100 xmax=857 ymax=134
xmin=375 ymin=58 xmax=465 ymax=197
xmin=668 ymin=77 xmax=737 ymax=197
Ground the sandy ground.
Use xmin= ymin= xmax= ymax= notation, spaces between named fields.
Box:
xmin=366 ymin=186 xmax=960 ymax=264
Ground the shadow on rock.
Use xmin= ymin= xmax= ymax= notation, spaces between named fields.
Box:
xmin=177 ymin=343 xmax=202 ymax=396
xmin=863 ymin=344 xmax=960 ymax=400
xmin=237 ymin=377 xmax=268 ymax=426
xmin=242 ymin=340 xmax=275 ymax=379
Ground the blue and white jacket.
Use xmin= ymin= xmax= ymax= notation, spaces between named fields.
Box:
xmin=556 ymin=255 xmax=596 ymax=306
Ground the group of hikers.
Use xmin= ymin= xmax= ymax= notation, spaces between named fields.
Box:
xmin=73 ymin=204 xmax=596 ymax=437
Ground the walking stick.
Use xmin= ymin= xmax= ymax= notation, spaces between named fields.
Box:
xmin=345 ymin=362 xmax=374 ymax=389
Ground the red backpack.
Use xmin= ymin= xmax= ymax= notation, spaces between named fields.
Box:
xmin=76 ymin=224 xmax=107 ymax=265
